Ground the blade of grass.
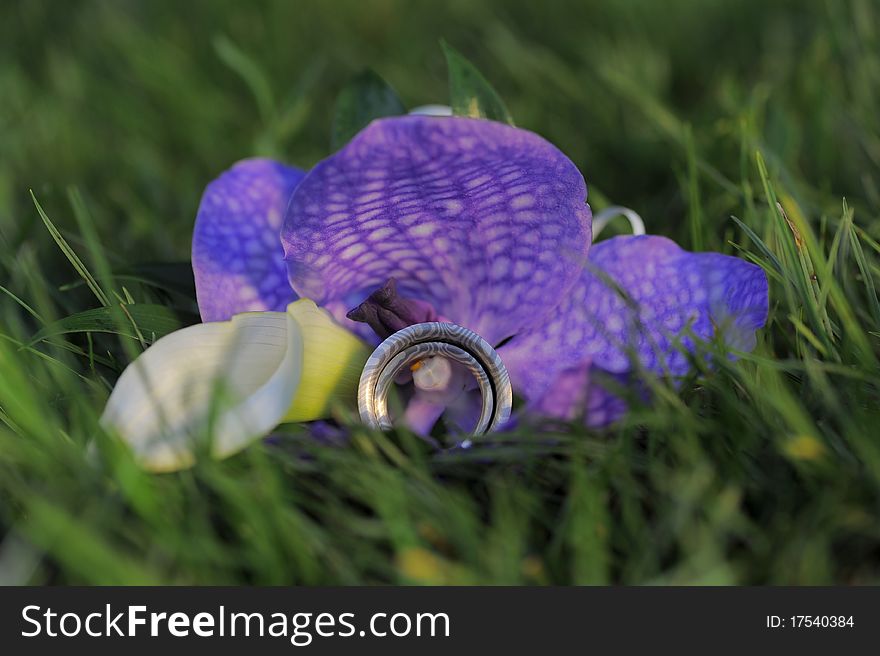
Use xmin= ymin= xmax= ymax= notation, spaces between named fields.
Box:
xmin=31 ymin=191 xmax=110 ymax=308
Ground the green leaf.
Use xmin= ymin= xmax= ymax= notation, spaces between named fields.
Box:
xmin=441 ymin=40 xmax=513 ymax=125
xmin=31 ymin=191 xmax=111 ymax=308
xmin=331 ymin=69 xmax=406 ymax=150
xmin=843 ymin=201 xmax=880 ymax=326
xmin=730 ymin=215 xmax=783 ymax=275
xmin=213 ymin=35 xmax=275 ymax=124
xmin=59 ymin=263 xmax=198 ymax=307
xmin=127 ymin=261 xmax=197 ymax=299
xmin=29 ymin=304 xmax=186 ymax=346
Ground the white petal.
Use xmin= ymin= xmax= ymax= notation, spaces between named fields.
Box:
xmin=591 ymin=205 xmax=646 ymax=239
xmin=100 ymin=311 xmax=302 ymax=471
xmin=409 ymin=104 xmax=453 ymax=117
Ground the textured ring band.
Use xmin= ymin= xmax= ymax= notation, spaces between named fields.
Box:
xmin=358 ymin=322 xmax=512 ymax=434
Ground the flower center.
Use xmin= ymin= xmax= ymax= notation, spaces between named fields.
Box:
xmin=346 ymin=278 xmax=438 ymax=340
xmin=411 ymin=356 xmax=453 ymax=392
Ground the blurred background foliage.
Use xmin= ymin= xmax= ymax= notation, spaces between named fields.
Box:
xmin=4 ymin=0 xmax=876 ymax=259
xmin=1 ymin=0 xmax=879 ymax=585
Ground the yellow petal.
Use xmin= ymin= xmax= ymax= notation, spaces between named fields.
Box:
xmin=282 ymin=299 xmax=371 ymax=423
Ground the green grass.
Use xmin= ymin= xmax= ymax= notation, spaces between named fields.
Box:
xmin=1 ymin=0 xmax=880 ymax=585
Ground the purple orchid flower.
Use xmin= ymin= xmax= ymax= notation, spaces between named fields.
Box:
xmin=191 ymin=115 xmax=768 ymax=435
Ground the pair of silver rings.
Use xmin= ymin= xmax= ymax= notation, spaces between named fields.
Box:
xmin=357 ymin=322 xmax=512 ymax=435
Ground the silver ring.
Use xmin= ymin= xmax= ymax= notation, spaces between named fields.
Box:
xmin=358 ymin=322 xmax=512 ymax=434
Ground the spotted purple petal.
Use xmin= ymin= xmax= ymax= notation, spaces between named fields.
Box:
xmin=528 ymin=360 xmax=592 ymax=421
xmin=281 ymin=116 xmax=591 ymax=345
xmin=501 ymin=235 xmax=769 ymax=414
xmin=526 ymin=362 xmax=635 ymax=427
xmin=193 ymin=158 xmax=306 ymax=322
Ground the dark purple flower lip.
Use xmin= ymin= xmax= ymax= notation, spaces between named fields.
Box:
xmin=346 ymin=278 xmax=441 ymax=341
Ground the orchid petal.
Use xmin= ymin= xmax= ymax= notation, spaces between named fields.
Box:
xmin=101 ymin=300 xmax=368 ymax=471
xmin=281 ymin=115 xmax=592 ymax=346
xmin=526 ymin=361 xmax=631 ymax=427
xmin=193 ymin=158 xmax=306 ymax=322
xmin=501 ymin=235 xmax=769 ymax=420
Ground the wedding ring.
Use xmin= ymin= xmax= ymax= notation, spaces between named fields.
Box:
xmin=357 ymin=322 xmax=512 ymax=434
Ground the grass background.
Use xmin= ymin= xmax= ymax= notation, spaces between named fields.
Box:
xmin=1 ymin=0 xmax=879 ymax=584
